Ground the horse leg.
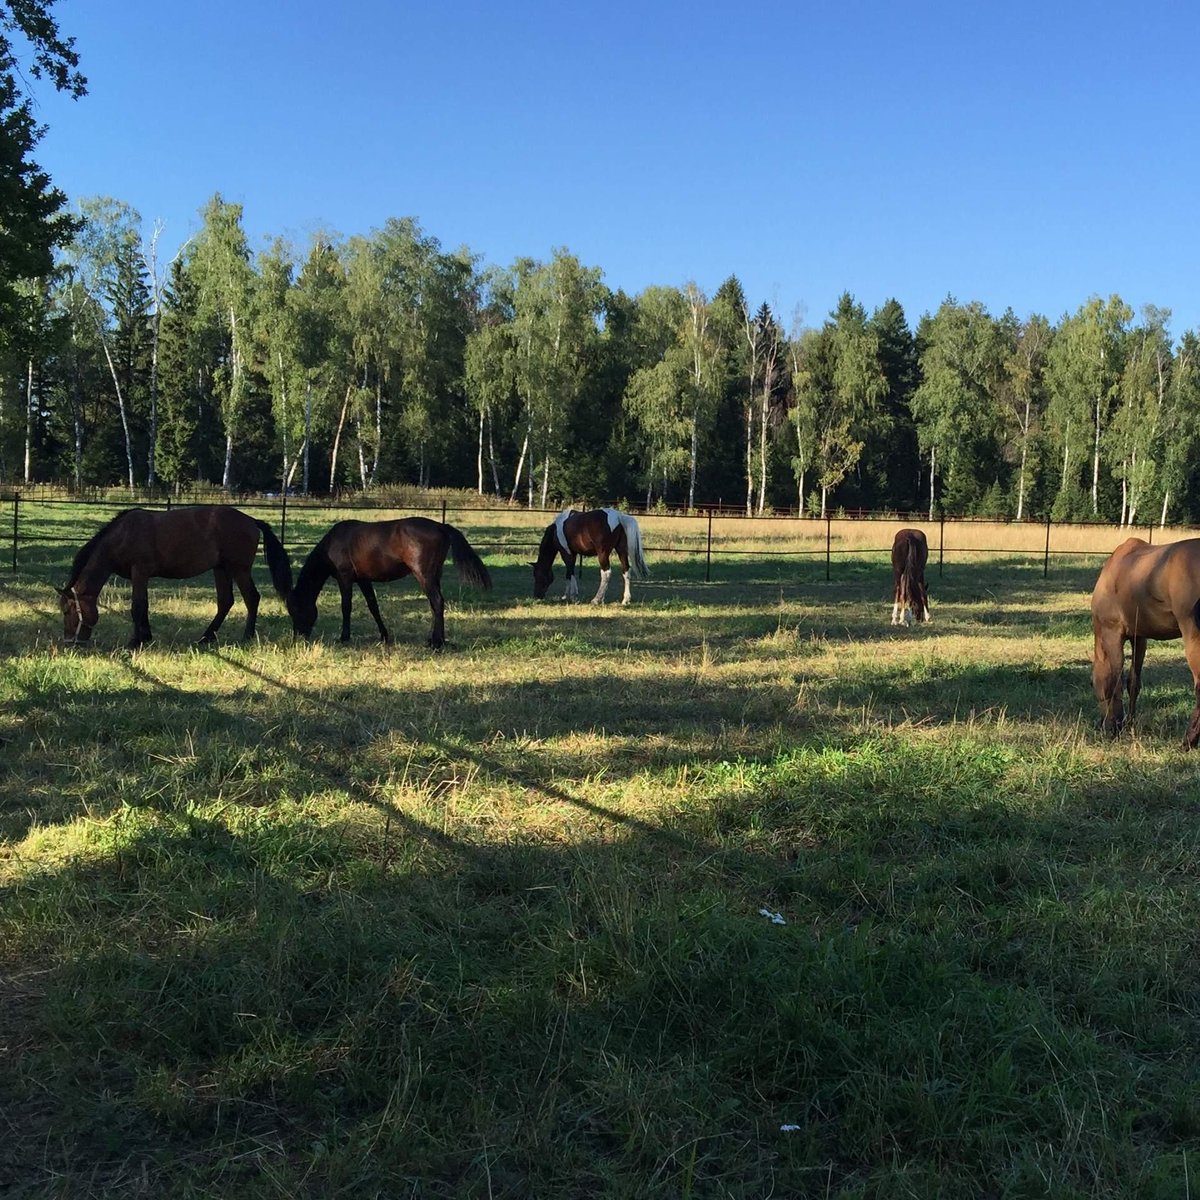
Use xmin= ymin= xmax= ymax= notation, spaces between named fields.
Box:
xmin=338 ymin=577 xmax=354 ymax=642
xmin=891 ymin=568 xmax=901 ymax=625
xmin=1092 ymin=621 xmax=1126 ymax=736
xmin=1126 ymin=635 xmax=1147 ymax=723
xmin=199 ymin=568 xmax=235 ymax=645
xmin=563 ymin=554 xmax=578 ymax=602
xmin=233 ymin=567 xmax=260 ymax=641
xmin=415 ymin=572 xmax=446 ymax=649
xmin=358 ymin=581 xmax=391 ymax=644
xmin=1180 ymin=630 xmax=1200 ymax=750
xmin=616 ymin=546 xmax=633 ymax=605
xmin=129 ymin=572 xmax=153 ymax=649
xmin=592 ymin=549 xmax=613 ymax=605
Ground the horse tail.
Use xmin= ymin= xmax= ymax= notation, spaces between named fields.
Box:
xmin=255 ymin=521 xmax=294 ymax=599
xmin=902 ymin=541 xmax=921 ymax=610
xmin=618 ymin=513 xmax=650 ymax=579
xmin=444 ymin=523 xmax=492 ymax=591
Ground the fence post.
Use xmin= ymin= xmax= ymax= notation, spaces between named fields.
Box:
xmin=1044 ymin=513 xmax=1052 ymax=578
xmin=441 ymin=499 xmax=447 ymax=525
xmin=825 ymin=513 xmax=831 ymax=582
xmin=10 ymin=491 xmax=17 ymax=573
xmin=705 ymin=508 xmax=713 ymax=583
xmin=281 ymin=489 xmax=288 ymax=546
xmin=1147 ymin=522 xmax=1153 ymax=546
xmin=938 ymin=512 xmax=945 ymax=577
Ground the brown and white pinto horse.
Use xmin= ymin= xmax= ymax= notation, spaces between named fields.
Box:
xmin=1091 ymin=536 xmax=1200 ymax=748
xmin=532 ymin=508 xmax=649 ymax=605
xmin=891 ymin=528 xmax=931 ymax=626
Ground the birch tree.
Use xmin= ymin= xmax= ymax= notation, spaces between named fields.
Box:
xmin=1045 ymin=295 xmax=1131 ymax=517
xmin=188 ymin=194 xmax=255 ymax=489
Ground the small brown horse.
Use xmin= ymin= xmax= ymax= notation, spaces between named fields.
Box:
xmin=891 ymin=528 xmax=931 ymax=626
xmin=287 ymin=517 xmax=491 ymax=648
xmin=532 ymin=508 xmax=649 ymax=604
xmin=1091 ymin=536 xmax=1200 ymax=748
xmin=58 ymin=506 xmax=293 ymax=649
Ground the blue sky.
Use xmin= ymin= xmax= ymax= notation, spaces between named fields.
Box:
xmin=26 ymin=0 xmax=1200 ymax=336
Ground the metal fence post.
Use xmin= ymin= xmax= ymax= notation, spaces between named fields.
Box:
xmin=441 ymin=499 xmax=447 ymax=525
xmin=1147 ymin=522 xmax=1153 ymax=546
xmin=938 ymin=512 xmax=945 ymax=577
xmin=705 ymin=508 xmax=713 ymax=582
xmin=10 ymin=491 xmax=17 ymax=573
xmin=1043 ymin=514 xmax=1052 ymax=578
xmin=825 ymin=513 xmax=831 ymax=581
xmin=281 ymin=488 xmax=288 ymax=546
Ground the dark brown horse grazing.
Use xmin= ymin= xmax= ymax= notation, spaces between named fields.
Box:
xmin=1091 ymin=536 xmax=1200 ymax=748
xmin=58 ymin=506 xmax=293 ymax=649
xmin=532 ymin=508 xmax=649 ymax=604
xmin=891 ymin=528 xmax=931 ymax=626
xmin=287 ymin=517 xmax=491 ymax=648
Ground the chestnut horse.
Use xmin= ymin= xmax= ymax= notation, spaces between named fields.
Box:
xmin=891 ymin=528 xmax=931 ymax=625
xmin=58 ymin=506 xmax=293 ymax=649
xmin=287 ymin=517 xmax=491 ymax=648
xmin=532 ymin=508 xmax=649 ymax=604
xmin=1091 ymin=536 xmax=1200 ymax=748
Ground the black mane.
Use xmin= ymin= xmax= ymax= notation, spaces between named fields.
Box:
xmin=292 ymin=538 xmax=334 ymax=603
xmin=64 ymin=509 xmax=139 ymax=587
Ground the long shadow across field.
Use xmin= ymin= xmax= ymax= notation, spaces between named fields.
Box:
xmin=5 ymin=654 xmax=1200 ymax=1196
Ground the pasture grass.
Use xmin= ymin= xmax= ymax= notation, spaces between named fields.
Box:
xmin=3 ymin=512 xmax=1200 ymax=1197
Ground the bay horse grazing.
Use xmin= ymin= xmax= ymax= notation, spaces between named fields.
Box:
xmin=891 ymin=528 xmax=931 ymax=626
xmin=58 ymin=506 xmax=293 ymax=649
xmin=1091 ymin=536 xmax=1200 ymax=748
xmin=532 ymin=507 xmax=649 ymax=605
xmin=287 ymin=517 xmax=491 ymax=648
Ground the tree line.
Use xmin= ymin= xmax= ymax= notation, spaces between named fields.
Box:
xmin=3 ymin=194 xmax=1200 ymax=524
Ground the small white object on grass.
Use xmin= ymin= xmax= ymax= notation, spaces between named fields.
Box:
xmin=779 ymin=1124 xmax=802 ymax=1133
xmin=759 ymin=908 xmax=786 ymax=925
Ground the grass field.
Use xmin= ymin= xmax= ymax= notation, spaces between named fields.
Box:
xmin=4 ymin=506 xmax=1200 ymax=1197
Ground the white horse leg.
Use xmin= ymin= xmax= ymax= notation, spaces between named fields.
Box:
xmin=922 ymin=604 xmax=931 ymax=623
xmin=891 ymin=601 xmax=900 ymax=625
xmin=592 ymin=568 xmax=611 ymax=605
xmin=564 ymin=572 xmax=580 ymax=602
xmin=903 ymin=606 xmax=913 ymax=626
xmin=621 ymin=570 xmax=632 ymax=605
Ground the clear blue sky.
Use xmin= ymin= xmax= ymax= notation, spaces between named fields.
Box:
xmin=26 ymin=0 xmax=1200 ymax=337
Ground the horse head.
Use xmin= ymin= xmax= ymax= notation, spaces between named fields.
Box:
xmin=58 ymin=586 xmax=98 ymax=644
xmin=531 ymin=559 xmax=554 ymax=599
xmin=286 ymin=590 xmax=318 ymax=639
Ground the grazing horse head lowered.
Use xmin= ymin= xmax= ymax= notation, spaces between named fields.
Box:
xmin=532 ymin=508 xmax=649 ymax=605
xmin=890 ymin=528 xmax=931 ymax=626
xmin=1091 ymin=536 xmax=1200 ymax=749
xmin=57 ymin=506 xmax=292 ymax=649
xmin=287 ymin=516 xmax=491 ymax=649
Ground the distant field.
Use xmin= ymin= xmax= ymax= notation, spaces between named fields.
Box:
xmin=4 ymin=510 xmax=1200 ymax=1198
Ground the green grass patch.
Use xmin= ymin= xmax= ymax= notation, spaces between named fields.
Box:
xmin=3 ymin=515 xmax=1200 ymax=1196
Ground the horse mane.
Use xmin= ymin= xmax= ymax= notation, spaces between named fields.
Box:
xmin=293 ymin=536 xmax=334 ymax=602
xmin=535 ymin=521 xmax=561 ymax=565
xmin=64 ymin=509 xmax=137 ymax=586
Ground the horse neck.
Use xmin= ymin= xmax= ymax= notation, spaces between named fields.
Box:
xmin=536 ymin=524 xmax=562 ymax=566
xmin=294 ymin=546 xmax=333 ymax=601
xmin=69 ymin=547 xmax=113 ymax=599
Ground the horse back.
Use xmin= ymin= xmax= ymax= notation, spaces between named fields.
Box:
xmin=323 ymin=517 xmax=443 ymax=581
xmin=1092 ymin=537 xmax=1200 ymax=639
xmin=104 ymin=506 xmax=259 ymax=579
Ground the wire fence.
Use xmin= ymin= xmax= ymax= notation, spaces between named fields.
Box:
xmin=1 ymin=490 xmax=1185 ymax=582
